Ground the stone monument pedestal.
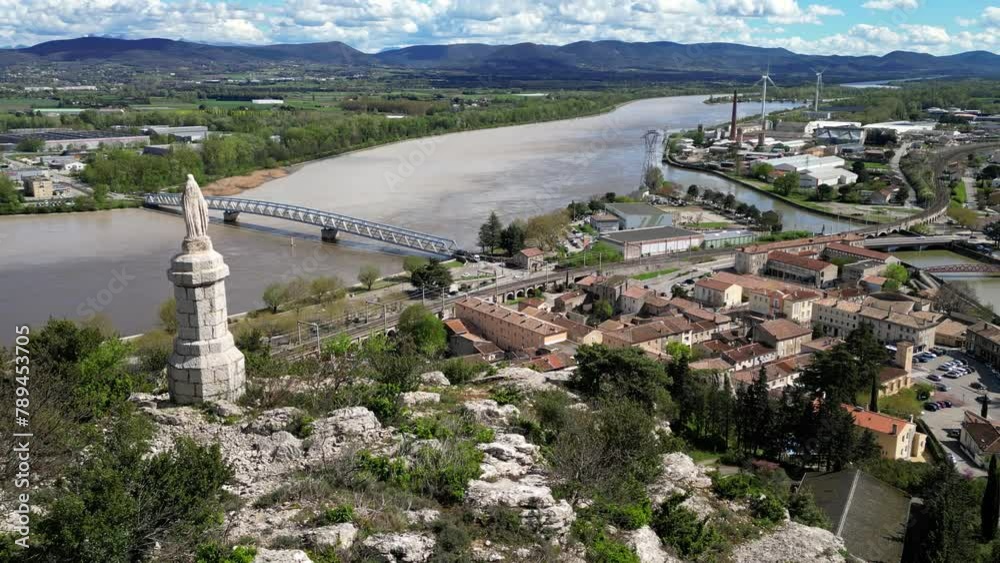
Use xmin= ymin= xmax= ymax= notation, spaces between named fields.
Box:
xmin=167 ymin=248 xmax=245 ymax=404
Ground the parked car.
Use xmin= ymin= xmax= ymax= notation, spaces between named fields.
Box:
xmin=978 ymin=395 xmax=991 ymax=404
xmin=942 ymin=401 xmax=954 ymax=408
xmin=972 ymin=382 xmax=986 ymax=390
xmin=936 ymin=384 xmax=950 ymax=392
xmin=925 ymin=402 xmax=939 ymax=411
xmin=929 ymin=374 xmax=942 ymax=382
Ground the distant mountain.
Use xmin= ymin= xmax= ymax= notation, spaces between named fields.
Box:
xmin=2 ymin=36 xmax=999 ymax=81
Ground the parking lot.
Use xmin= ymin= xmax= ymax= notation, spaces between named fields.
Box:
xmin=910 ymin=347 xmax=999 ymax=477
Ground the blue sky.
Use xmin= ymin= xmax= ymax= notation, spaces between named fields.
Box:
xmin=1 ymin=0 xmax=997 ymax=55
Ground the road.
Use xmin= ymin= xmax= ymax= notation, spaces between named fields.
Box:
xmin=964 ymin=174 xmax=978 ymax=210
xmin=909 ymin=347 xmax=998 ymax=477
xmin=889 ymin=141 xmax=915 ymax=205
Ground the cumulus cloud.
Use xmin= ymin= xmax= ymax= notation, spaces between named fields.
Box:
xmin=0 ymin=0 xmax=989 ymax=57
xmin=862 ymin=0 xmax=918 ymax=10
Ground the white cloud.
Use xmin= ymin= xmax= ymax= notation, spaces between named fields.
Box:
xmin=862 ymin=0 xmax=918 ymax=10
xmin=985 ymin=6 xmax=1000 ymax=26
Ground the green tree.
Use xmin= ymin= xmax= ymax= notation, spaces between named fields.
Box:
xmin=310 ymin=276 xmax=345 ymax=304
xmin=687 ymin=185 xmax=699 ymax=199
xmin=883 ymin=263 xmax=909 ymax=285
xmin=919 ymin=464 xmax=979 ymax=563
xmin=397 ymin=304 xmax=447 ymax=357
xmin=643 ymin=167 xmax=664 ymax=191
xmin=403 ymin=256 xmax=429 ymax=275
xmin=499 ymin=221 xmax=527 ymax=255
xmin=0 ymin=175 xmax=23 ymax=213
xmin=410 ymin=260 xmax=453 ymax=293
xmin=478 ymin=212 xmax=503 ymax=253
xmin=759 ymin=210 xmax=783 ymax=232
xmin=75 ymin=338 xmax=134 ymax=419
xmin=735 ymin=366 xmax=772 ymax=455
xmin=358 ymin=265 xmax=381 ymax=291
xmin=572 ymin=344 xmax=671 ymax=413
xmin=983 ymin=455 xmax=1000 ymax=541
xmin=773 ymin=172 xmax=800 ymax=196
xmin=158 ymin=297 xmax=177 ymax=334
xmin=262 ymin=283 xmax=284 ymax=314
xmin=984 ymin=221 xmax=1000 ymax=248
xmin=15 ymin=136 xmax=45 ymax=152
xmin=816 ymin=184 xmax=834 ymax=201
xmin=750 ymin=162 xmax=774 ymax=180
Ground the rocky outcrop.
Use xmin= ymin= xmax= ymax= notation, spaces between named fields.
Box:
xmin=306 ymin=523 xmax=357 ymax=549
xmin=405 ymin=509 xmax=441 ymax=526
xmin=401 ymin=391 xmax=441 ymax=407
xmin=305 ymin=407 xmax=387 ymax=463
xmin=730 ymin=521 xmax=846 ymax=563
xmin=245 ymin=407 xmax=304 ymax=436
xmin=362 ymin=532 xmax=436 ymax=562
xmin=627 ymin=527 xmax=683 ymax=563
xmin=648 ymin=452 xmax=713 ymax=505
xmin=419 ymin=371 xmax=451 ymax=387
xmin=466 ymin=478 xmax=575 ymax=538
xmin=254 ymin=548 xmax=313 ymax=563
xmin=477 ymin=433 xmax=540 ymax=480
xmin=462 ymin=400 xmax=520 ymax=427
xmin=477 ymin=367 xmax=576 ymax=393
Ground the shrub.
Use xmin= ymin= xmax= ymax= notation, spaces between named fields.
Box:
xmin=590 ymin=537 xmax=641 ymax=563
xmin=600 ymin=497 xmax=653 ymax=530
xmin=712 ymin=473 xmax=761 ymax=501
xmin=429 ymin=512 xmax=473 ymax=562
xmin=409 ymin=441 xmax=483 ymax=504
xmin=289 ymin=412 xmax=315 ymax=439
xmin=652 ymin=494 xmax=722 ymax=557
xmin=363 ymin=383 xmax=403 ymax=422
xmin=788 ymin=491 xmax=830 ymax=528
xmin=439 ymin=358 xmax=488 ymax=384
xmin=749 ymin=495 xmax=786 ymax=525
xmin=195 ymin=543 xmax=257 ymax=563
xmin=356 ymin=451 xmax=411 ymax=486
xmin=316 ymin=505 xmax=354 ymax=525
xmin=489 ymin=384 xmax=525 ymax=406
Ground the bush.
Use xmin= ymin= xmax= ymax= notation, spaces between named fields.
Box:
xmin=489 ymin=384 xmax=525 ymax=406
xmin=749 ymin=495 xmax=786 ymax=525
xmin=195 ymin=543 xmax=257 ymax=563
xmin=712 ymin=473 xmax=761 ymax=501
xmin=651 ymin=494 xmax=722 ymax=557
xmin=409 ymin=441 xmax=483 ymax=504
xmin=439 ymin=357 xmax=489 ymax=384
xmin=591 ymin=537 xmax=641 ymax=563
xmin=316 ymin=505 xmax=354 ymax=525
xmin=599 ymin=497 xmax=653 ymax=530
xmin=788 ymin=491 xmax=829 ymax=528
xmin=363 ymin=383 xmax=404 ymax=422
xmin=289 ymin=412 xmax=315 ymax=439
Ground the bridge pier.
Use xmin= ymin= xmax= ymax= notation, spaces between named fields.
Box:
xmin=321 ymin=227 xmax=339 ymax=243
xmin=223 ymin=211 xmax=241 ymax=224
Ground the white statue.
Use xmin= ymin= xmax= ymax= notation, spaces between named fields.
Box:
xmin=181 ymin=174 xmax=211 ymax=251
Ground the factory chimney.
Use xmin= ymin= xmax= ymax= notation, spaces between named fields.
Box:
xmin=729 ymin=90 xmax=738 ymax=141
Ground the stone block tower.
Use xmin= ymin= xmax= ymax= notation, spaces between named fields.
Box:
xmin=167 ymin=175 xmax=246 ymax=404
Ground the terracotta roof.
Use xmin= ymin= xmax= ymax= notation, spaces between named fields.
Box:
xmin=969 ymin=322 xmax=1000 ymax=346
xmin=723 ymin=343 xmax=776 ymax=365
xmin=598 ymin=319 xmax=624 ymax=332
xmin=962 ymin=411 xmax=1000 ymax=454
xmin=803 ymin=337 xmax=843 ymax=352
xmin=696 ymin=278 xmax=736 ymax=292
xmin=666 ymin=297 xmax=700 ymax=310
xmin=691 ymin=358 xmax=734 ymax=372
xmin=862 ymin=276 xmax=888 ymax=286
xmin=739 ymin=233 xmax=863 ymax=255
xmin=878 ymin=367 xmax=909 ymax=383
xmin=826 ymin=242 xmax=895 ymax=262
xmin=444 ymin=318 xmax=469 ymax=335
xmin=622 ymin=286 xmax=650 ymax=300
xmin=768 ymin=251 xmax=835 ymax=272
xmin=518 ymin=247 xmax=544 ymax=258
xmin=644 ymin=295 xmax=671 ymax=309
xmin=518 ymin=297 xmax=545 ymax=310
xmin=843 ymin=405 xmax=911 ymax=435
xmin=456 ymin=297 xmax=565 ymax=337
xmin=758 ymin=319 xmax=812 ymax=341
xmin=937 ymin=319 xmax=968 ymax=337
xmin=556 ymin=290 xmax=585 ymax=303
xmin=576 ymin=275 xmax=605 ymax=288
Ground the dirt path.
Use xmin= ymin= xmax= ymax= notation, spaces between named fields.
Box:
xmin=201 ymin=168 xmax=289 ymax=196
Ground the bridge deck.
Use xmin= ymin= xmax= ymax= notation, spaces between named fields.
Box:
xmin=144 ymin=193 xmax=458 ymax=255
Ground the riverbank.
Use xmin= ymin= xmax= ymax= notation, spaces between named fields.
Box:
xmin=663 ymin=154 xmax=878 ymax=227
xmin=202 ymin=169 xmax=290 ymax=196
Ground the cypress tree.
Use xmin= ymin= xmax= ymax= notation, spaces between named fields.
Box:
xmin=984 ymin=455 xmax=1000 ymax=540
xmin=983 ymin=394 xmax=990 ymax=419
xmin=869 ymin=374 xmax=879 ymax=413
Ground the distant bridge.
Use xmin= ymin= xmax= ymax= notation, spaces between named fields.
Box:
xmin=924 ymin=264 xmax=1000 ymax=274
xmin=143 ymin=193 xmax=459 ymax=255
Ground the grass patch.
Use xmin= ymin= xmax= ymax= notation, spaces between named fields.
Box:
xmin=632 ymin=267 xmax=679 ymax=281
xmin=688 ymin=222 xmax=731 ymax=229
xmin=857 ymin=384 xmax=932 ymax=420
xmin=558 ymin=242 xmax=623 ymax=268
xmin=864 ymin=162 xmax=889 ymax=170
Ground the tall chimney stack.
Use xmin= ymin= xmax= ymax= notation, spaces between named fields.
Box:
xmin=730 ymin=90 xmax=738 ymax=141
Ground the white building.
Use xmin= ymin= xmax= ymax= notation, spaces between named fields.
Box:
xmin=767 ymin=154 xmax=845 ymax=173
xmin=800 ymin=167 xmax=859 ymax=188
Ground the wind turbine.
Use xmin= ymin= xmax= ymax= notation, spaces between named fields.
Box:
xmin=755 ymin=65 xmax=776 ymax=146
xmin=812 ymin=67 xmax=826 ymax=112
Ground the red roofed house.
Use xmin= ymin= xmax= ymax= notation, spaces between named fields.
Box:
xmin=961 ymin=411 xmax=1000 ymax=468
xmin=823 ymin=243 xmax=900 ymax=266
xmin=843 ymin=405 xmax=926 ymax=462
xmin=693 ymin=278 xmax=742 ymax=308
xmin=511 ymin=247 xmax=545 ymax=272
xmin=754 ymin=318 xmax=813 ymax=358
xmin=619 ymin=286 xmax=650 ymax=315
xmin=764 ymin=251 xmax=839 ymax=288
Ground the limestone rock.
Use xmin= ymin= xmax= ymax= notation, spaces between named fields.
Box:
xmin=246 ymin=407 xmax=304 ymax=436
xmin=401 ymin=391 xmax=441 ymax=407
xmin=730 ymin=521 xmax=847 ymax=563
xmin=306 ymin=523 xmax=357 ymax=549
xmin=264 ymin=431 xmax=304 ymax=462
xmin=211 ymin=399 xmax=244 ymax=418
xmin=405 ymin=509 xmax=441 ymax=526
xmin=648 ymin=452 xmax=712 ymax=504
xmin=419 ymin=371 xmax=451 ymax=386
xmin=478 ymin=433 xmax=540 ymax=480
xmin=628 ymin=527 xmax=682 ymax=563
xmin=305 ymin=407 xmax=384 ymax=462
xmin=466 ymin=479 xmax=575 ymax=538
xmin=463 ymin=400 xmax=520 ymax=427
xmin=254 ymin=548 xmax=313 ymax=563
xmin=362 ymin=532 xmax=436 ymax=562
xmin=128 ymin=392 xmax=160 ymax=409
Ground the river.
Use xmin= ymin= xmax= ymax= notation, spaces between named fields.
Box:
xmin=892 ymin=250 xmax=1000 ymax=312
xmin=2 ymin=94 xmax=835 ymax=336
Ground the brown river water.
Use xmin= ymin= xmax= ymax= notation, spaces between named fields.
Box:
xmin=2 ymin=95 xmax=825 ymax=336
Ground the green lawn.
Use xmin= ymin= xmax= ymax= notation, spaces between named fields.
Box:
xmin=864 ymin=162 xmax=889 ymax=170
xmin=633 ymin=267 xmax=679 ymax=281
xmin=856 ymin=383 xmax=933 ymax=420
